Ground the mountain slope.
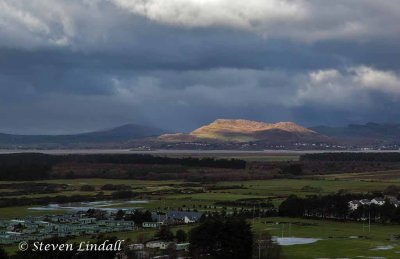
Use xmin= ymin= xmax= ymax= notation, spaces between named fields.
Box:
xmin=0 ymin=124 xmax=166 ymax=145
xmin=310 ymin=123 xmax=400 ymax=142
xmin=160 ymin=119 xmax=323 ymax=143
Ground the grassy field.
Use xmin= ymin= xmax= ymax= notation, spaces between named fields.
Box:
xmin=1 ymin=178 xmax=398 ymax=219
xmin=314 ymin=169 xmax=400 ymax=182
xmin=0 ymin=206 xmax=67 ymax=219
xmin=252 ymin=217 xmax=400 ymax=259
xmin=216 ymin=178 xmax=395 ymax=195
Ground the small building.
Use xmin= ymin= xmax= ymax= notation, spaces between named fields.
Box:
xmin=176 ymin=243 xmax=190 ymax=251
xmin=142 ymin=222 xmax=163 ymax=228
xmin=127 ymin=243 xmax=144 ymax=250
xmin=146 ymin=241 xmax=165 ymax=249
xmin=79 ymin=218 xmax=96 ymax=224
xmin=35 ymin=221 xmax=51 ymax=227
xmin=166 ymin=211 xmax=203 ymax=223
xmin=359 ymin=199 xmax=371 ymax=206
xmin=160 ymin=242 xmax=175 ymax=250
xmin=134 ymin=251 xmax=149 ymax=259
xmin=152 ymin=211 xmax=203 ymax=224
xmin=371 ymin=197 xmax=385 ymax=206
xmin=348 ymin=200 xmax=361 ymax=211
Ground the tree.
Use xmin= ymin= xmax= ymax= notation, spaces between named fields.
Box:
xmin=384 ymin=185 xmax=400 ymax=195
xmin=176 ymin=229 xmax=187 ymax=243
xmin=0 ymin=246 xmax=8 ymax=259
xmin=189 ymin=218 xmax=253 ymax=259
xmin=115 ymin=210 xmax=125 ymax=220
xmin=279 ymin=195 xmax=304 ymax=217
xmin=80 ymin=185 xmax=95 ymax=192
xmin=155 ymin=225 xmax=174 ymax=241
xmin=124 ymin=210 xmax=153 ymax=225
xmin=253 ymin=231 xmax=281 ymax=259
xmin=111 ymin=190 xmax=134 ymax=199
xmin=281 ymin=164 xmax=303 ymax=175
xmin=136 ymin=233 xmax=149 ymax=244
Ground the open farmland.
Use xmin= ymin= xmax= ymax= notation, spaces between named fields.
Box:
xmin=0 ymin=177 xmax=398 ymax=219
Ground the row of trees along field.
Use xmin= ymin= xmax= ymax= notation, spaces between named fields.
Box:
xmin=279 ymin=193 xmax=400 ymax=223
xmin=301 ymin=152 xmax=400 ymax=162
xmin=0 ymin=153 xmax=246 ymax=180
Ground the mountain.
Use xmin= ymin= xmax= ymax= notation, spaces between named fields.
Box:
xmin=159 ymin=119 xmax=323 ymax=143
xmin=310 ymin=123 xmax=400 ymax=143
xmin=0 ymin=124 xmax=166 ymax=146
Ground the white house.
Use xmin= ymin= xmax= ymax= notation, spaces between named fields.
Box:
xmin=348 ymin=200 xmax=361 ymax=211
xmin=371 ymin=197 xmax=385 ymax=206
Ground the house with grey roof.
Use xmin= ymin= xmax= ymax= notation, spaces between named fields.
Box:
xmin=152 ymin=211 xmax=203 ymax=224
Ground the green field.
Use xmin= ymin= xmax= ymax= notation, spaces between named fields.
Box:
xmin=252 ymin=217 xmax=400 ymax=259
xmin=1 ymin=178 xmax=398 ymax=219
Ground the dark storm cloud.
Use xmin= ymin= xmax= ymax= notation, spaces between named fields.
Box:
xmin=0 ymin=0 xmax=400 ymax=134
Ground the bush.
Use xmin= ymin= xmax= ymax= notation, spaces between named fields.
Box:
xmin=189 ymin=218 xmax=253 ymax=259
xmin=101 ymin=184 xmax=131 ymax=191
xmin=80 ymin=185 xmax=95 ymax=192
xmin=281 ymin=164 xmax=303 ymax=175
xmin=176 ymin=229 xmax=187 ymax=243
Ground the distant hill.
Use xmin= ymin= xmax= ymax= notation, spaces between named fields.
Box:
xmin=5 ymin=120 xmax=399 ymax=149
xmin=310 ymin=123 xmax=400 ymax=143
xmin=159 ymin=119 xmax=324 ymax=143
xmin=0 ymin=124 xmax=166 ymax=145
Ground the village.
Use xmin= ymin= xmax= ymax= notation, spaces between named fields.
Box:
xmin=0 ymin=208 xmax=203 ymax=258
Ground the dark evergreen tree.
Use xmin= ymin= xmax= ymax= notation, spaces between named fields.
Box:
xmin=155 ymin=225 xmax=174 ymax=241
xmin=175 ymin=229 xmax=187 ymax=243
xmin=189 ymin=218 xmax=253 ymax=259
xmin=0 ymin=246 xmax=9 ymax=259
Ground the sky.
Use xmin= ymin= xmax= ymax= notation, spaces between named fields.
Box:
xmin=1 ymin=0 xmax=400 ymax=134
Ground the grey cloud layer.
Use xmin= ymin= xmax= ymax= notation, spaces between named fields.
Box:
xmin=1 ymin=0 xmax=400 ymax=49
xmin=1 ymin=0 xmax=400 ymax=48
xmin=0 ymin=0 xmax=399 ymax=133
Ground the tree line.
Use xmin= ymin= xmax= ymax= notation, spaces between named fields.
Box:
xmin=0 ymin=153 xmax=246 ymax=180
xmin=279 ymin=193 xmax=400 ymax=223
xmin=301 ymin=152 xmax=400 ymax=162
